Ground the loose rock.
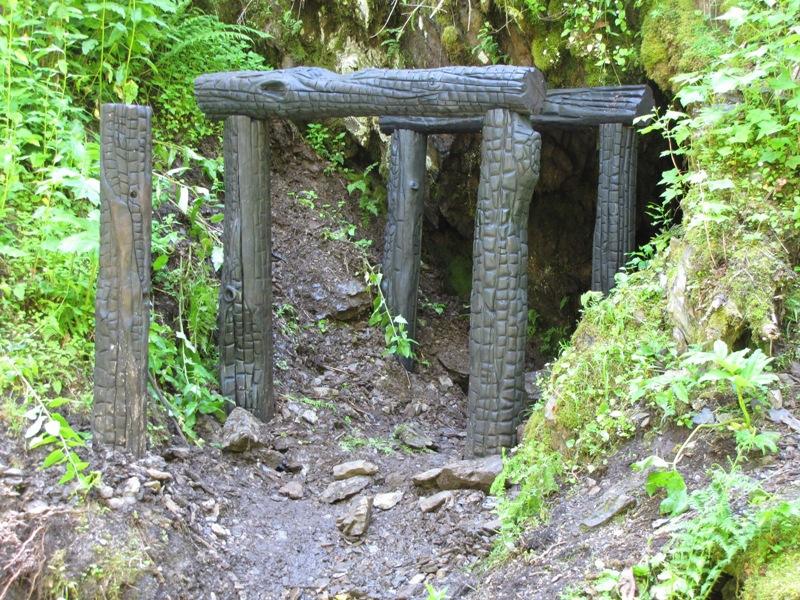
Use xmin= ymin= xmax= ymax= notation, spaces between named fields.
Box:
xmin=419 ymin=491 xmax=453 ymax=513
xmin=412 ymin=455 xmax=502 ymax=492
xmin=394 ymin=424 xmax=437 ymax=450
xmin=221 ymin=407 xmax=265 ymax=452
xmin=373 ymin=491 xmax=403 ymax=511
xmin=301 ymin=409 xmax=318 ymax=425
xmin=581 ymin=492 xmax=635 ymax=529
xmin=279 ymin=481 xmax=304 ymax=500
xmin=321 ymin=476 xmax=371 ymax=504
xmin=146 ymin=468 xmax=172 ymax=481
xmin=333 ymin=460 xmax=379 ymax=480
xmin=336 ymin=496 xmax=373 ymax=542
xmin=122 ymin=477 xmax=142 ymax=498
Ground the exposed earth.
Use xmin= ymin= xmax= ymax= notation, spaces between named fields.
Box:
xmin=2 ymin=123 xmax=800 ymax=600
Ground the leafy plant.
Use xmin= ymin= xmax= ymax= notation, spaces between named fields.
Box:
xmin=364 ymin=262 xmax=416 ymax=359
xmin=472 ymin=22 xmax=506 ymax=64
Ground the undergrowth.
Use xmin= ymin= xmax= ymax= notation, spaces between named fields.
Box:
xmin=0 ymin=0 xmax=268 ymax=480
xmin=492 ymin=0 xmax=800 ymax=587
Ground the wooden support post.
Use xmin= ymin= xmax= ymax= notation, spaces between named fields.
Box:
xmin=466 ymin=109 xmax=541 ymax=457
xmin=592 ymin=123 xmax=637 ymax=294
xmin=381 ymin=129 xmax=427 ymax=371
xmin=220 ymin=116 xmax=273 ymax=421
xmin=93 ymin=104 xmax=152 ymax=456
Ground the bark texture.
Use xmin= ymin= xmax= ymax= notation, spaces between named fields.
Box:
xmin=381 ymin=129 xmax=427 ymax=371
xmin=93 ymin=104 xmax=152 ymax=456
xmin=378 ymin=85 xmax=654 ymax=133
xmin=195 ymin=66 xmax=545 ymax=120
xmin=592 ymin=123 xmax=638 ymax=294
xmin=466 ymin=109 xmax=541 ymax=457
xmin=220 ymin=116 xmax=273 ymax=421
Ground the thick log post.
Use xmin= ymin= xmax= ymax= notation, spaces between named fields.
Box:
xmin=466 ymin=109 xmax=541 ymax=457
xmin=381 ymin=129 xmax=427 ymax=371
xmin=195 ymin=66 xmax=545 ymax=120
xmin=592 ymin=123 xmax=638 ymax=294
xmin=220 ymin=116 xmax=273 ymax=421
xmin=93 ymin=104 xmax=152 ymax=456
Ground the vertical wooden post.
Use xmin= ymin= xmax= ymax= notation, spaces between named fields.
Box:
xmin=466 ymin=109 xmax=541 ymax=457
xmin=381 ymin=129 xmax=427 ymax=371
xmin=219 ymin=116 xmax=273 ymax=421
xmin=592 ymin=123 xmax=637 ymax=294
xmin=93 ymin=104 xmax=152 ymax=456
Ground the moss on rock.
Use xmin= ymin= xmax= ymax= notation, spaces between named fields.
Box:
xmin=740 ymin=553 xmax=800 ymax=600
xmin=640 ymin=0 xmax=722 ymax=93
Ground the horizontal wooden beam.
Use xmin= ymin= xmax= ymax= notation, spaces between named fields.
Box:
xmin=378 ymin=85 xmax=654 ymax=133
xmin=195 ymin=66 xmax=545 ymax=120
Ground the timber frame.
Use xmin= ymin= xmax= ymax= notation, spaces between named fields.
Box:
xmin=93 ymin=69 xmax=652 ymax=458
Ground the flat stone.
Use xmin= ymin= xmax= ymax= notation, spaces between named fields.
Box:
xmin=394 ymin=424 xmax=437 ymax=450
xmin=581 ymin=492 xmax=635 ymax=529
xmin=336 ymin=496 xmax=373 ymax=542
xmin=98 ymin=484 xmax=114 ymax=499
xmin=221 ymin=407 xmax=265 ymax=452
xmin=373 ymin=491 xmax=403 ymax=511
xmin=144 ymin=480 xmax=162 ymax=493
xmin=272 ymin=436 xmax=294 ymax=452
xmin=146 ymin=468 xmax=172 ymax=481
xmin=1 ymin=468 xmax=23 ymax=477
xmin=333 ymin=460 xmax=379 ymax=480
xmin=301 ymin=409 xmax=318 ymax=425
xmin=321 ymin=476 xmax=371 ymax=504
xmin=121 ymin=477 xmax=141 ymax=498
xmin=419 ymin=490 xmax=453 ymax=513
xmin=412 ymin=455 xmax=502 ymax=492
xmin=279 ymin=481 xmax=304 ymax=500
xmin=211 ymin=523 xmax=230 ymax=538
xmin=106 ymin=497 xmax=127 ymax=510
xmin=260 ymin=449 xmax=285 ymax=470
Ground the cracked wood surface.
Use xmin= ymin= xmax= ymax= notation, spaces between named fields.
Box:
xmin=466 ymin=109 xmax=541 ymax=457
xmin=378 ymin=85 xmax=654 ymax=133
xmin=592 ymin=123 xmax=638 ymax=294
xmin=220 ymin=116 xmax=274 ymax=420
xmin=93 ymin=104 xmax=152 ymax=456
xmin=381 ymin=129 xmax=427 ymax=372
xmin=195 ymin=66 xmax=545 ymax=120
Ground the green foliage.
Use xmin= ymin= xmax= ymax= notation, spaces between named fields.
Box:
xmin=364 ymin=262 xmax=417 ymax=360
xmin=339 ymin=434 xmax=395 ymax=454
xmin=1 ymin=0 xmax=262 ymax=469
xmin=633 ymin=469 xmax=800 ymax=599
xmin=472 ymin=22 xmax=507 ymax=65
xmin=425 ymin=583 xmax=448 ymax=600
xmin=490 ymin=410 xmax=564 ymax=560
xmin=306 ymin=123 xmax=347 ymax=173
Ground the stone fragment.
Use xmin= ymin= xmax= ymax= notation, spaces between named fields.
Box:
xmin=336 ymin=496 xmax=373 ymax=542
xmin=162 ymin=446 xmax=191 ymax=460
xmin=98 ymin=484 xmax=114 ymax=499
xmin=279 ymin=481 xmax=304 ymax=500
xmin=412 ymin=455 xmax=502 ymax=492
xmin=260 ymin=449 xmax=286 ymax=470
xmin=146 ymin=468 xmax=172 ymax=481
xmin=211 ymin=523 xmax=230 ymax=538
xmin=221 ymin=407 xmax=265 ymax=452
xmin=419 ymin=490 xmax=453 ymax=513
xmin=394 ymin=424 xmax=437 ymax=450
xmin=581 ymin=492 xmax=635 ymax=529
xmin=333 ymin=460 xmax=379 ymax=480
xmin=1 ymin=468 xmax=23 ymax=477
xmin=164 ymin=495 xmax=183 ymax=516
xmin=106 ymin=497 xmax=127 ymax=510
xmin=301 ymin=409 xmax=318 ymax=425
xmin=272 ymin=436 xmax=294 ymax=452
xmin=373 ymin=491 xmax=403 ymax=511
xmin=122 ymin=477 xmax=141 ymax=498
xmin=144 ymin=480 xmax=162 ymax=493
xmin=321 ymin=476 xmax=371 ymax=504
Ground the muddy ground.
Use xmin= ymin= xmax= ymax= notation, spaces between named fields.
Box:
xmin=2 ymin=123 xmax=800 ymax=600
